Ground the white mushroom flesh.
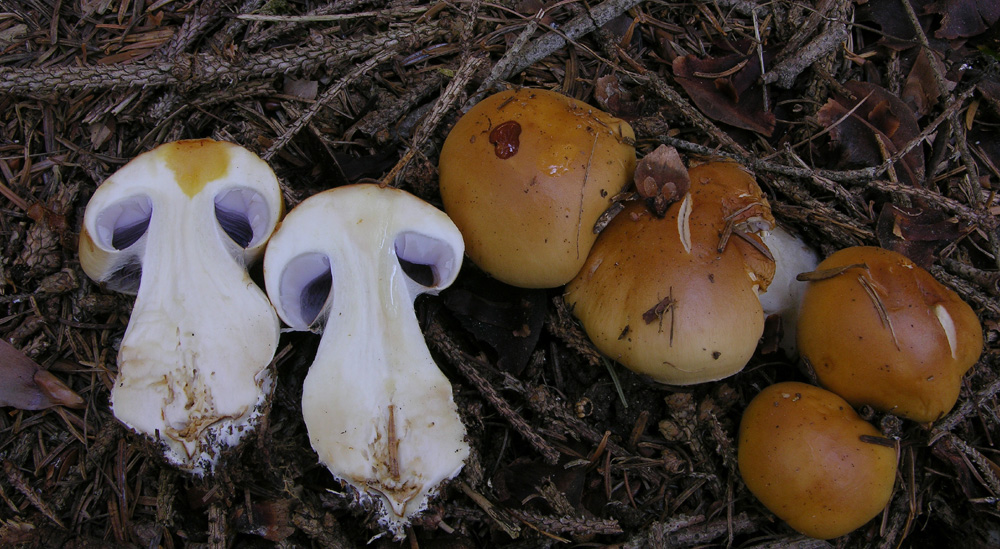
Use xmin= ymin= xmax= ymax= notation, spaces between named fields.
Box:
xmin=758 ymin=225 xmax=820 ymax=356
xmin=79 ymin=140 xmax=282 ymax=474
xmin=263 ymin=184 xmax=468 ymax=536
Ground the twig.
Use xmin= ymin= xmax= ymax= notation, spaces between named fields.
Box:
xmin=0 ymin=27 xmax=436 ymax=94
xmin=233 ymin=7 xmax=428 ymax=22
xmin=425 ymin=324 xmax=561 ymax=464
xmin=508 ymin=508 xmax=624 ymax=536
xmin=482 ymin=0 xmax=645 ymax=88
xmin=764 ymin=0 xmax=849 ymax=88
xmin=930 ymin=369 xmax=1000 ymax=440
xmin=262 ymin=48 xmax=399 ymax=161
xmin=382 ymin=53 xmax=488 ymax=186
xmin=4 ymin=460 xmax=64 ymax=528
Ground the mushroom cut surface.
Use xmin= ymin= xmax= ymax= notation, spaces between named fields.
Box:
xmin=78 ymin=139 xmax=284 ymax=475
xmin=263 ymin=183 xmax=468 ymax=538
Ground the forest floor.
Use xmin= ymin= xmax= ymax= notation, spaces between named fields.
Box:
xmin=1 ymin=0 xmax=999 ymax=547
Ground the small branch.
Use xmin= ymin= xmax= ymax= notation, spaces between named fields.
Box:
xmin=481 ymin=0 xmax=645 ymax=89
xmin=0 ymin=27 xmax=437 ymax=94
xmin=382 ymin=53 xmax=488 ymax=186
xmin=263 ymin=48 xmax=398 ymax=161
xmin=425 ymin=324 xmax=561 ymax=464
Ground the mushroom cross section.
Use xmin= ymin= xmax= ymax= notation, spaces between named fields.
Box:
xmin=262 ymin=184 xmax=468 ymax=534
xmin=78 ymin=139 xmax=284 ymax=475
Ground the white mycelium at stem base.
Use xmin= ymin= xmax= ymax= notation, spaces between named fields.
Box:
xmin=78 ymin=139 xmax=283 ymax=475
xmin=263 ymin=184 xmax=468 ymax=536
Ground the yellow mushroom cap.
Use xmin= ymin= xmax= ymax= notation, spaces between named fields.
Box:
xmin=797 ymin=246 xmax=983 ymax=423
xmin=438 ymin=88 xmax=636 ymax=288
xmin=564 ymin=162 xmax=775 ymax=385
xmin=738 ymin=381 xmax=898 ymax=540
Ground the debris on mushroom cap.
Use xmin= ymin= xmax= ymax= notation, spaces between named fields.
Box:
xmin=439 ymin=87 xmax=636 ymax=288
xmin=797 ymin=246 xmax=984 ymax=423
xmin=633 ymin=144 xmax=691 ymax=217
xmin=757 ymin=225 xmax=820 ymax=356
xmin=78 ymin=139 xmax=283 ymax=475
xmin=262 ymin=184 xmax=468 ymax=537
xmin=738 ymin=382 xmax=897 ymax=540
xmin=564 ymin=161 xmax=776 ymax=385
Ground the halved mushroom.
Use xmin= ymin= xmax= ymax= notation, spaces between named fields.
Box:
xmin=263 ymin=184 xmax=468 ymax=536
xmin=78 ymin=139 xmax=283 ymax=475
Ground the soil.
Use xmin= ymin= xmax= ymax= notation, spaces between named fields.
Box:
xmin=1 ymin=0 xmax=999 ymax=548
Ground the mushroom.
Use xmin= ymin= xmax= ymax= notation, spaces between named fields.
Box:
xmin=262 ymin=184 xmax=468 ymax=535
xmin=797 ymin=246 xmax=983 ymax=422
xmin=439 ymin=88 xmax=636 ymax=288
xmin=757 ymin=225 xmax=820 ymax=356
xmin=78 ymin=139 xmax=283 ymax=474
xmin=564 ymin=161 xmax=775 ymax=384
xmin=738 ymin=381 xmax=897 ymax=540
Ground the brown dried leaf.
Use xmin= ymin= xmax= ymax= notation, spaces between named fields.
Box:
xmin=0 ymin=340 xmax=84 ymax=410
xmin=593 ymin=74 xmax=642 ymax=119
xmin=441 ymin=269 xmax=547 ymax=375
xmin=672 ymin=52 xmax=776 ymax=136
xmin=903 ymin=49 xmax=954 ymax=116
xmin=876 ymin=204 xmax=968 ymax=268
xmin=925 ymin=0 xmax=1000 ymax=40
xmin=858 ymin=0 xmax=920 ymax=48
xmin=815 ymin=81 xmax=925 ymax=187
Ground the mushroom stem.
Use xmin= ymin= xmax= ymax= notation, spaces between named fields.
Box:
xmin=79 ymin=139 xmax=283 ymax=474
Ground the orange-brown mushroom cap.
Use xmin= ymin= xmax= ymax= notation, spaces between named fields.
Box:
xmin=738 ymin=382 xmax=898 ymax=540
xmin=564 ymin=162 xmax=775 ymax=384
xmin=438 ymin=88 xmax=636 ymax=288
xmin=797 ymin=246 xmax=983 ymax=423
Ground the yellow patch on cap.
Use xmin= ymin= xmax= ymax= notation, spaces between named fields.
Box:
xmin=160 ymin=139 xmax=231 ymax=197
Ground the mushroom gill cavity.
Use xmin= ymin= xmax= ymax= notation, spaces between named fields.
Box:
xmin=278 ymin=253 xmax=333 ymax=331
xmin=394 ymin=231 xmax=458 ymax=290
xmin=215 ymin=187 xmax=273 ymax=249
xmin=94 ymin=194 xmax=153 ymax=250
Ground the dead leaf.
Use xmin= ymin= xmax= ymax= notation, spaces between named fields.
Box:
xmin=815 ymin=81 xmax=925 ymax=187
xmin=925 ymin=0 xmax=1000 ymax=40
xmin=633 ymin=145 xmax=690 ymax=216
xmin=876 ymin=204 xmax=969 ymax=268
xmin=903 ymin=48 xmax=955 ymax=116
xmin=0 ymin=340 xmax=84 ymax=410
xmin=857 ymin=0 xmax=933 ymax=50
xmin=283 ymin=77 xmax=319 ymax=101
xmin=593 ymin=74 xmax=642 ymax=119
xmin=441 ymin=269 xmax=547 ymax=375
xmin=672 ymin=51 xmax=776 ymax=136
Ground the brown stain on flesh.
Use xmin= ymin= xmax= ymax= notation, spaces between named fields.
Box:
xmin=160 ymin=139 xmax=231 ymax=197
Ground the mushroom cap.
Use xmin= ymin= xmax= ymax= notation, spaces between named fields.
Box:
xmin=564 ymin=162 xmax=775 ymax=385
xmin=439 ymin=88 xmax=636 ymax=288
xmin=738 ymin=381 xmax=897 ymax=540
xmin=797 ymin=246 xmax=983 ymax=422
xmin=78 ymin=139 xmax=283 ymax=474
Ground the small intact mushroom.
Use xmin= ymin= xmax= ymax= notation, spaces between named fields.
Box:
xmin=262 ymin=184 xmax=468 ymax=536
xmin=439 ymin=88 xmax=636 ymax=288
xmin=797 ymin=246 xmax=983 ymax=422
xmin=738 ymin=381 xmax=897 ymax=540
xmin=78 ymin=139 xmax=283 ymax=474
xmin=564 ymin=161 xmax=775 ymax=384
